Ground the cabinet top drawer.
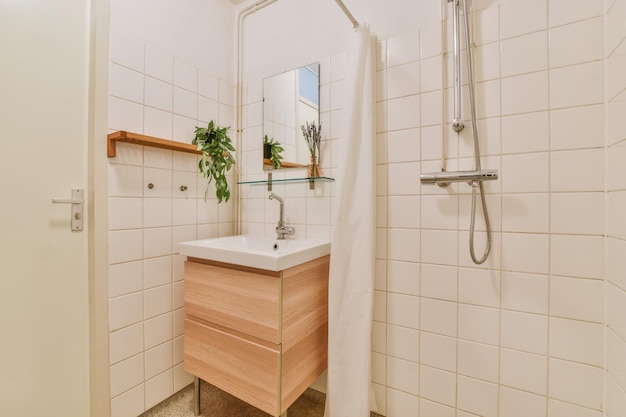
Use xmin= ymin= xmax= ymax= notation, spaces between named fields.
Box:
xmin=184 ymin=261 xmax=281 ymax=343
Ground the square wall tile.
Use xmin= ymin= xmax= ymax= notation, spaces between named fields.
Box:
xmin=549 ymin=359 xmax=603 ymax=410
xmin=143 ymin=256 xmax=172 ymax=289
xmin=501 ymin=193 xmax=549 ymax=233
xmin=109 ymin=261 xmax=143 ymax=298
xmin=109 ymin=292 xmax=143 ymax=332
xmin=386 ymin=388 xmax=419 ymax=417
xmin=501 ymin=31 xmax=548 ymax=77
xmin=501 ymin=271 xmax=549 ymax=315
xmin=387 ymin=31 xmax=420 ymax=67
xmin=144 ymin=107 xmax=174 ymax=140
xmin=501 ymin=153 xmax=549 ymax=193
xmin=421 ymin=298 xmax=457 ymax=337
xmin=145 ymin=45 xmax=173 ymax=83
xmin=387 ymin=228 xmax=420 ymax=263
xmin=145 ymin=77 xmax=173 ymax=112
xmin=421 ymin=230 xmax=458 ymax=266
xmin=500 ymin=348 xmax=547 ymax=395
xmin=110 ymin=323 xmax=144 ymax=365
xmin=173 ymin=59 xmax=197 ymax=92
xmin=550 ymin=105 xmax=604 ymax=151
xmin=500 ymin=0 xmax=547 ymax=39
xmin=501 ymin=112 xmax=549 ymax=154
xmin=501 ymin=71 xmax=549 ymax=115
xmin=421 ymin=263 xmax=457 ymax=302
xmin=548 ymin=399 xmax=603 ymax=417
xmin=144 ymin=285 xmax=173 ymax=320
xmin=420 ymin=366 xmax=456 ymax=407
xmin=499 ymin=387 xmax=546 ymax=417
xmin=144 ymin=313 xmax=173 ymax=350
xmin=110 ymin=63 xmax=144 ymax=103
xmin=421 ymin=194 xmax=459 ymax=230
xmin=145 ymin=369 xmax=174 ymax=410
xmin=549 ymin=18 xmax=603 ymax=68
xmin=110 ymin=384 xmax=145 ymax=417
xmin=550 ymin=317 xmax=603 ymax=367
xmin=550 ymin=276 xmax=604 ymax=323
xmin=143 ymin=198 xmax=172 ymax=228
xmin=387 ymin=61 xmax=420 ymax=99
xmin=173 ymin=87 xmax=197 ymax=119
xmin=473 ymin=6 xmax=499 ymax=45
xmin=550 ymin=235 xmax=604 ymax=279
xmin=501 ymin=232 xmax=549 ymax=274
xmin=110 ymin=354 xmax=144 ymax=397
xmin=550 ymin=149 xmax=604 ymax=192
xmin=457 ymin=376 xmax=498 ymax=417
xmin=109 ymin=97 xmax=144 ymax=134
xmin=143 ymin=227 xmax=172 ymax=258
xmin=549 ymin=0 xmax=603 ymax=27
xmin=420 ymin=332 xmax=457 ymax=372
xmin=388 ymin=195 xmax=420 ymax=229
xmin=387 ymin=357 xmax=419 ymax=395
xmin=551 ymin=193 xmax=605 ymax=235
xmin=550 ymin=61 xmax=604 ymax=109
xmin=387 ymin=261 xmax=420 ymax=296
xmin=145 ymin=342 xmax=173 ymax=380
xmin=458 ymin=268 xmax=500 ymax=308
xmin=501 ymin=310 xmax=548 ymax=355
xmin=387 ymin=95 xmax=420 ymax=131
xmin=109 ymin=229 xmax=143 ymax=265
xmin=458 ymin=340 xmax=499 ymax=382
xmin=110 ymin=30 xmax=144 ymax=72
xmin=458 ymin=304 xmax=499 ymax=345
xmin=108 ymin=197 xmax=143 ymax=231
xmin=387 ymin=293 xmax=419 ymax=329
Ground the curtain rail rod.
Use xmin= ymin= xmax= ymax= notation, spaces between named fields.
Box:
xmin=334 ymin=0 xmax=359 ymax=29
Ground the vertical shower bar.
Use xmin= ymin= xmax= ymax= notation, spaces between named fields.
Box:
xmin=451 ymin=0 xmax=464 ymax=132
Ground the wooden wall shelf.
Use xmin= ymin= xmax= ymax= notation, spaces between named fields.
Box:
xmin=107 ymin=131 xmax=201 ymax=157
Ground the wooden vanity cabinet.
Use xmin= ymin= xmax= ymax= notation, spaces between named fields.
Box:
xmin=183 ymin=255 xmax=329 ymax=417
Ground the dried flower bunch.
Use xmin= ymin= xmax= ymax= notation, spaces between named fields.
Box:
xmin=300 ymin=120 xmax=322 ymax=159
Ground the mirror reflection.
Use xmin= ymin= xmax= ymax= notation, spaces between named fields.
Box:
xmin=263 ymin=62 xmax=320 ymax=170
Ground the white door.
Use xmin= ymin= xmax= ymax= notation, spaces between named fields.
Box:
xmin=0 ymin=1 xmax=93 ymax=415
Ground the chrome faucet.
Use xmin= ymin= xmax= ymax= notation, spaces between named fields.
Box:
xmin=268 ymin=192 xmax=295 ymax=239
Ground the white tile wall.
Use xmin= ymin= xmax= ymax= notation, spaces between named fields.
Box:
xmin=107 ymin=30 xmax=233 ymax=417
xmin=606 ymin=0 xmax=626 ymax=416
xmin=231 ymin=1 xmax=623 ymax=417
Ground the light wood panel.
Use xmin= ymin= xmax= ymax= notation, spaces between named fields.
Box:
xmin=282 ymin=256 xmax=330 ymax=349
xmin=184 ymin=256 xmax=329 ymax=416
xmin=281 ymin=323 xmax=328 ymax=411
xmin=185 ymin=261 xmax=281 ymax=343
xmin=184 ymin=319 xmax=280 ymax=416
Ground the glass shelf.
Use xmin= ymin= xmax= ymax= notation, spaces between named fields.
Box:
xmin=237 ymin=176 xmax=334 ymax=190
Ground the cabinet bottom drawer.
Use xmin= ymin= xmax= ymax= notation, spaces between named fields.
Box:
xmin=184 ymin=319 xmax=281 ymax=416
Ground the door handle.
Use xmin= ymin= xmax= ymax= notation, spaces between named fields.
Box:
xmin=52 ymin=187 xmax=84 ymax=231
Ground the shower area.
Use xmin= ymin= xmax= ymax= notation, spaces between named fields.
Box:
xmin=106 ymin=0 xmax=626 ymax=416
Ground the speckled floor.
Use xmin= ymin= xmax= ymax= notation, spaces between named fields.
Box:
xmin=139 ymin=381 xmax=326 ymax=417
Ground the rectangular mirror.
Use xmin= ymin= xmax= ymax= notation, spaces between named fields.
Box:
xmin=263 ymin=62 xmax=320 ymax=170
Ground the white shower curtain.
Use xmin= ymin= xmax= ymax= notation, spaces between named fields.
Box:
xmin=324 ymin=24 xmax=377 ymax=417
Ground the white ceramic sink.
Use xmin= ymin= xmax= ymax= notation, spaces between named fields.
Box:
xmin=179 ymin=235 xmax=331 ymax=271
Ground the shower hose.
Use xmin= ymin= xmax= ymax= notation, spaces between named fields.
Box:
xmin=462 ymin=0 xmax=492 ymax=265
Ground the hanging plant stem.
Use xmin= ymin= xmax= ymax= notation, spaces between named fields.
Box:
xmin=192 ymin=120 xmax=236 ymax=203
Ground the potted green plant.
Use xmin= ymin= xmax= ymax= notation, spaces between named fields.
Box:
xmin=192 ymin=120 xmax=236 ymax=203
xmin=263 ymin=134 xmax=284 ymax=169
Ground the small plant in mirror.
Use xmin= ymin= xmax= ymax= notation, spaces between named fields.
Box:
xmin=192 ymin=120 xmax=236 ymax=203
xmin=263 ymin=135 xmax=284 ymax=169
xmin=301 ymin=120 xmax=322 ymax=177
